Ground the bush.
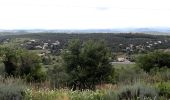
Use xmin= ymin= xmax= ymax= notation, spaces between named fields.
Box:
xmin=48 ymin=63 xmax=69 ymax=88
xmin=150 ymin=67 xmax=170 ymax=82
xmin=156 ymin=82 xmax=170 ymax=99
xmin=102 ymin=90 xmax=118 ymax=100
xmin=114 ymin=66 xmax=147 ymax=84
xmin=42 ymin=56 xmax=53 ymax=65
xmin=136 ymin=51 xmax=170 ymax=72
xmin=116 ymin=83 xmax=158 ymax=100
xmin=62 ymin=39 xmax=114 ymax=90
xmin=0 ymin=63 xmax=5 ymax=76
xmin=0 ymin=47 xmax=47 ymax=82
xmin=0 ymin=77 xmax=27 ymax=100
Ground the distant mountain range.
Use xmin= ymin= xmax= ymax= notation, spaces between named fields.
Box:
xmin=0 ymin=27 xmax=170 ymax=35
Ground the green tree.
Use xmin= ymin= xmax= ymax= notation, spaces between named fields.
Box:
xmin=62 ymin=39 xmax=114 ymax=90
xmin=20 ymin=51 xmax=46 ymax=82
xmin=0 ymin=47 xmax=46 ymax=82
xmin=136 ymin=51 xmax=170 ymax=72
xmin=1 ymin=47 xmax=22 ymax=76
xmin=48 ymin=64 xmax=69 ymax=88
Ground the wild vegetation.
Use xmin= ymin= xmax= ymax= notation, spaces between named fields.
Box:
xmin=0 ymin=33 xmax=170 ymax=100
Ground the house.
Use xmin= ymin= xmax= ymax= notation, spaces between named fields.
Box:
xmin=3 ymin=41 xmax=8 ymax=44
xmin=119 ymin=44 xmax=123 ymax=46
xmin=55 ymin=40 xmax=60 ymax=45
xmin=42 ymin=43 xmax=48 ymax=49
xmin=37 ymin=53 xmax=45 ymax=57
xmin=149 ymin=44 xmax=153 ymax=46
xmin=30 ymin=39 xmax=36 ymax=42
xmin=52 ymin=43 xmax=58 ymax=45
xmin=117 ymin=57 xmax=130 ymax=62
xmin=35 ymin=45 xmax=42 ymax=49
xmin=154 ymin=42 xmax=158 ymax=45
xmin=158 ymin=41 xmax=162 ymax=44
xmin=147 ymin=46 xmax=151 ymax=48
xmin=117 ymin=57 xmax=126 ymax=62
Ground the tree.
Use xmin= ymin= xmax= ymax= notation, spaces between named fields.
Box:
xmin=62 ymin=39 xmax=114 ymax=90
xmin=136 ymin=51 xmax=170 ymax=72
xmin=48 ymin=63 xmax=69 ymax=88
xmin=20 ymin=51 xmax=46 ymax=82
xmin=0 ymin=47 xmax=22 ymax=76
xmin=0 ymin=47 xmax=46 ymax=82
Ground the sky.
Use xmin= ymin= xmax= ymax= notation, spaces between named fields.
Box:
xmin=0 ymin=0 xmax=170 ymax=29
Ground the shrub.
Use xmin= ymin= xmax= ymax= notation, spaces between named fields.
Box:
xmin=102 ymin=90 xmax=118 ymax=100
xmin=116 ymin=83 xmax=158 ymax=100
xmin=48 ymin=63 xmax=69 ymax=88
xmin=114 ymin=66 xmax=147 ymax=84
xmin=156 ymin=82 xmax=170 ymax=99
xmin=0 ymin=77 xmax=27 ymax=100
xmin=136 ymin=51 xmax=170 ymax=72
xmin=62 ymin=39 xmax=114 ymax=90
xmin=0 ymin=47 xmax=47 ymax=82
xmin=0 ymin=63 xmax=5 ymax=76
xmin=150 ymin=67 xmax=170 ymax=82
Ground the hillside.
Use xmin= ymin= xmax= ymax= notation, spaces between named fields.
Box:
xmin=1 ymin=33 xmax=170 ymax=54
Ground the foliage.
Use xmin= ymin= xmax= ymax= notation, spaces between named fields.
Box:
xmin=42 ymin=55 xmax=53 ymax=65
xmin=150 ymin=67 xmax=170 ymax=82
xmin=155 ymin=82 xmax=170 ymax=98
xmin=0 ymin=77 xmax=27 ymax=100
xmin=136 ymin=51 xmax=170 ymax=72
xmin=1 ymin=34 xmax=170 ymax=99
xmin=114 ymin=66 xmax=147 ymax=84
xmin=62 ymin=39 xmax=114 ymax=90
xmin=25 ymin=88 xmax=106 ymax=100
xmin=48 ymin=63 xmax=69 ymax=88
xmin=116 ymin=83 xmax=158 ymax=100
xmin=23 ymin=83 xmax=161 ymax=100
xmin=0 ymin=63 xmax=5 ymax=76
xmin=0 ymin=47 xmax=46 ymax=82
xmin=7 ymin=33 xmax=170 ymax=54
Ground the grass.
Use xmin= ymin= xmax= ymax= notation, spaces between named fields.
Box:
xmin=0 ymin=72 xmax=169 ymax=100
xmin=0 ymin=63 xmax=4 ymax=76
xmin=23 ymin=82 xmax=161 ymax=100
xmin=113 ymin=63 xmax=136 ymax=69
xmin=0 ymin=77 xmax=160 ymax=100
xmin=0 ymin=77 xmax=27 ymax=100
xmin=25 ymin=89 xmax=105 ymax=100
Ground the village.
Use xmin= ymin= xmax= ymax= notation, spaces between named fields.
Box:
xmin=1 ymin=36 xmax=169 ymax=64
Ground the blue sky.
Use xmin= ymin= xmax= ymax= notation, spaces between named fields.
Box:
xmin=0 ymin=0 xmax=170 ymax=29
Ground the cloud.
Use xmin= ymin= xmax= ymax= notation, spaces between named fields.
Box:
xmin=0 ymin=0 xmax=170 ymax=29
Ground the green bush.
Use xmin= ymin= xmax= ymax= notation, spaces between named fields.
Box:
xmin=0 ymin=47 xmax=47 ymax=82
xmin=136 ymin=51 xmax=170 ymax=72
xmin=102 ymin=90 xmax=118 ymax=100
xmin=150 ymin=67 xmax=170 ymax=82
xmin=62 ymin=39 xmax=114 ymax=90
xmin=156 ymin=82 xmax=170 ymax=99
xmin=48 ymin=63 xmax=69 ymax=88
xmin=114 ymin=66 xmax=147 ymax=84
xmin=0 ymin=63 xmax=5 ymax=76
